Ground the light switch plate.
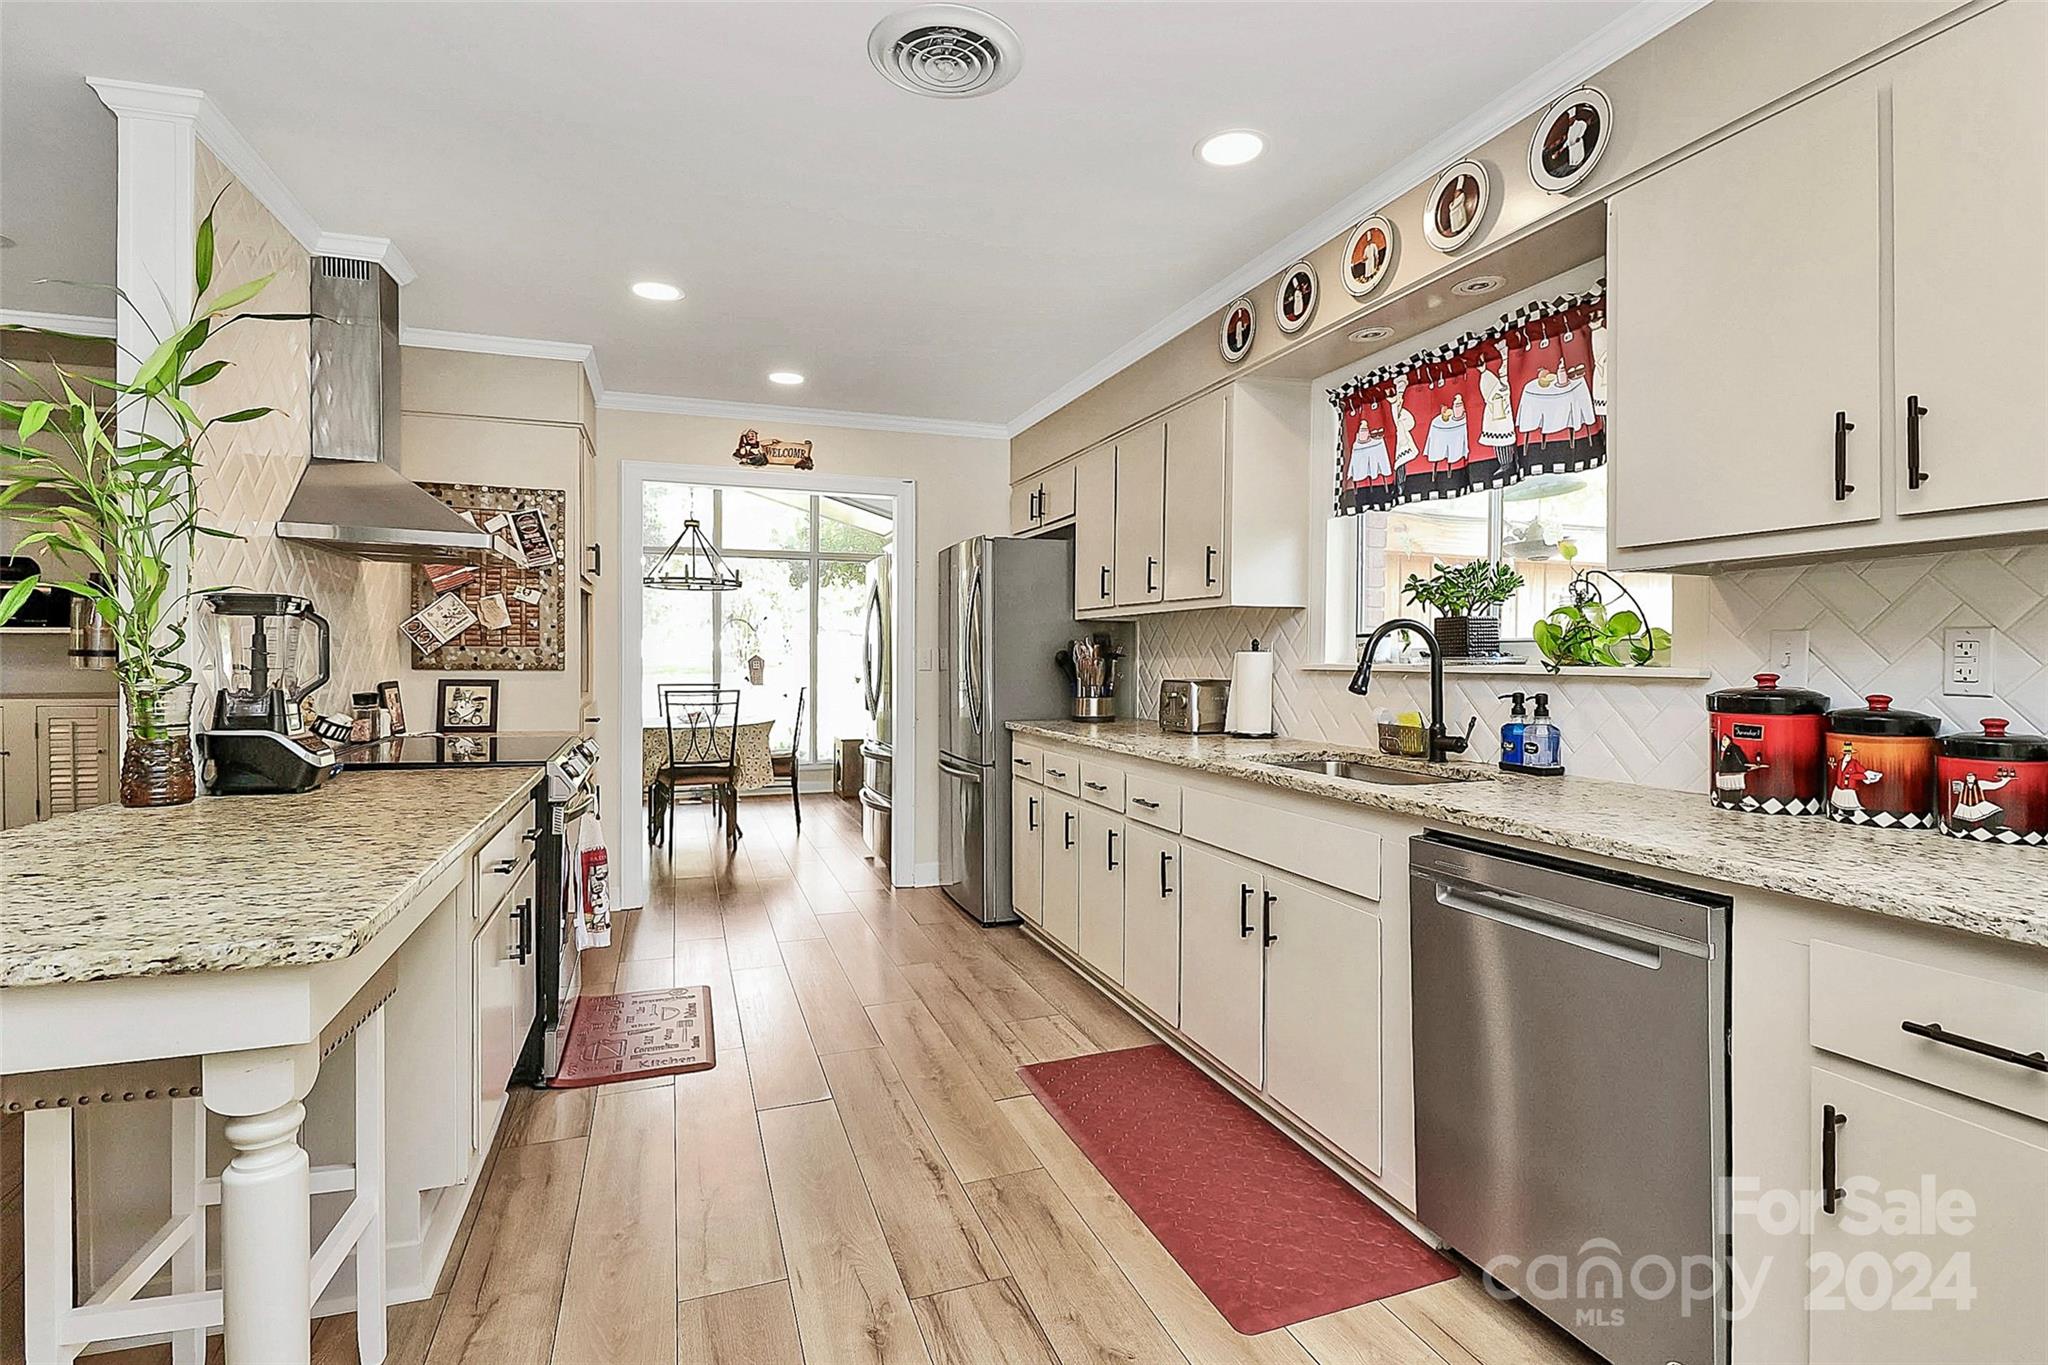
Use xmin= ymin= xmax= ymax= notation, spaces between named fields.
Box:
xmin=918 ymin=648 xmax=936 ymax=672
xmin=1766 ymin=630 xmax=1811 ymax=686
xmin=1942 ymin=626 xmax=1993 ymax=697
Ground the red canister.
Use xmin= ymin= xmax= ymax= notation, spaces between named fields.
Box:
xmin=1825 ymin=695 xmax=1942 ymax=829
xmin=1707 ymin=673 xmax=1829 ymax=815
xmin=1938 ymin=718 xmax=2048 ymax=845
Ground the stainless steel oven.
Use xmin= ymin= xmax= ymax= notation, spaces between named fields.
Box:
xmin=526 ymin=738 xmax=598 ymax=1082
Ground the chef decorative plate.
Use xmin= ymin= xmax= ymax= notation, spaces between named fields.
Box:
xmin=1275 ymin=260 xmax=1318 ymax=334
xmin=1342 ymin=215 xmax=1396 ymax=298
xmin=1423 ymin=159 xmax=1490 ymax=254
xmin=1529 ymin=86 xmax=1611 ymax=194
xmin=1219 ymin=296 xmax=1256 ymax=364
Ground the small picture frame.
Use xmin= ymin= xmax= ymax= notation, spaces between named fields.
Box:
xmin=1423 ymin=159 xmax=1490 ymax=254
xmin=1275 ymin=260 xmax=1318 ymax=334
xmin=377 ymin=680 xmax=407 ymax=737
xmin=437 ymin=678 xmax=500 ymax=733
xmin=1219 ymin=296 xmax=1256 ymax=364
xmin=1342 ymin=215 xmax=1397 ymax=298
xmin=1529 ymin=86 xmax=1611 ymax=195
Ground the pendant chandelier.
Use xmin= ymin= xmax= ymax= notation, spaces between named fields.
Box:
xmin=643 ymin=513 xmax=742 ymax=592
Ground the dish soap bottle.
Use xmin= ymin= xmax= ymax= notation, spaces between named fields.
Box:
xmin=1497 ymin=693 xmax=1528 ymax=771
xmin=1522 ymin=692 xmax=1565 ymax=776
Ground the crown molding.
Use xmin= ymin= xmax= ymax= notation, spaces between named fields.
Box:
xmin=601 ymin=390 xmax=1009 ymax=442
xmin=1002 ymin=0 xmax=1708 ymax=435
xmin=0 ymin=310 xmax=119 ymax=338
xmin=315 ymin=232 xmax=417 ymax=287
xmin=400 ymin=327 xmax=604 ymax=402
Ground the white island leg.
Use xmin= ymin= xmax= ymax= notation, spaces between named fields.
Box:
xmin=203 ymin=1043 xmax=319 ymax=1365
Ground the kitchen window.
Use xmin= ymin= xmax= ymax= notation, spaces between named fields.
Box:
xmin=641 ymin=484 xmax=890 ymax=764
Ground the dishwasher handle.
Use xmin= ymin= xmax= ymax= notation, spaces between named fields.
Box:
xmin=1429 ymin=877 xmax=1675 ymax=969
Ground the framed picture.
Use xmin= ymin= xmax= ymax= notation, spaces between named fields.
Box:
xmin=1342 ymin=215 xmax=1396 ymax=298
xmin=1219 ymin=296 xmax=1256 ymax=364
xmin=377 ymin=680 xmax=407 ymax=736
xmin=437 ymin=678 xmax=500 ymax=733
xmin=1423 ymin=159 xmax=1490 ymax=253
xmin=1529 ymin=86 xmax=1611 ymax=194
xmin=1275 ymin=260 xmax=1318 ymax=334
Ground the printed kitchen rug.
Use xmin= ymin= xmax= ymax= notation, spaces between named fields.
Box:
xmin=548 ymin=985 xmax=715 ymax=1088
xmin=1018 ymin=1043 xmax=1457 ymax=1334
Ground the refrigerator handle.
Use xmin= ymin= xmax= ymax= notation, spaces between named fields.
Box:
xmin=965 ymin=562 xmax=986 ymax=735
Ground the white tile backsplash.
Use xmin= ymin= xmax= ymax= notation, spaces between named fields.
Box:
xmin=1135 ymin=546 xmax=2048 ymax=792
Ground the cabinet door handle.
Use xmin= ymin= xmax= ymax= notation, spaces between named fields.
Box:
xmin=1160 ymin=851 xmax=1173 ymax=898
xmin=1099 ymin=565 xmax=1111 ymax=600
xmin=1261 ymin=889 xmax=1278 ymax=946
xmin=1027 ymin=796 xmax=1037 ymax=832
xmin=1145 ymin=555 xmax=1158 ymax=594
xmin=1063 ymin=810 xmax=1074 ymax=849
xmin=1045 ymin=766 xmax=1066 ymax=779
xmin=1901 ymin=1020 xmax=2047 ymax=1072
xmin=509 ymin=897 xmax=533 ymax=964
xmin=1820 ymin=1104 xmax=1848 ymax=1215
xmin=1906 ymin=396 xmax=1929 ymax=490
xmin=1238 ymin=884 xmax=1256 ymax=937
xmin=1833 ymin=411 xmax=1856 ymax=501
xmin=1106 ymin=829 xmax=1118 ymax=871
xmin=587 ymin=542 xmax=602 ymax=577
xmin=489 ymin=857 xmax=517 ymax=874
xmin=1204 ymin=545 xmax=1217 ymax=586
xmin=1131 ymin=796 xmax=1159 ymax=809
xmin=1013 ymin=756 xmax=1031 ymax=766
xmin=1084 ymin=780 xmax=1107 ymax=791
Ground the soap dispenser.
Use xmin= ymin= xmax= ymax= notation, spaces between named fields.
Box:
xmin=1522 ymin=692 xmax=1566 ymax=776
xmin=1497 ymin=693 xmax=1529 ymax=771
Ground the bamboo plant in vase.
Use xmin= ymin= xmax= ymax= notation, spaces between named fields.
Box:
xmin=1401 ymin=559 xmax=1526 ymax=660
xmin=0 ymin=201 xmax=305 ymax=806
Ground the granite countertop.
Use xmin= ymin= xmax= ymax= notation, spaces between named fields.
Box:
xmin=0 ymin=765 xmax=547 ymax=988
xmin=1012 ymin=720 xmax=2048 ymax=951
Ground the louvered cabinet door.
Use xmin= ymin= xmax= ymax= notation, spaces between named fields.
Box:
xmin=36 ymin=703 xmax=116 ymax=819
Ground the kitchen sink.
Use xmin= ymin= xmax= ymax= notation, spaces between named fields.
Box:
xmin=1258 ymin=757 xmax=1466 ymax=786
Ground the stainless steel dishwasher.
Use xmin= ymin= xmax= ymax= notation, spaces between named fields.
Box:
xmin=1410 ymin=833 xmax=1731 ymax=1365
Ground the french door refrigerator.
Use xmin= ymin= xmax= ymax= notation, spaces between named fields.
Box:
xmin=937 ymin=536 xmax=1077 ymax=923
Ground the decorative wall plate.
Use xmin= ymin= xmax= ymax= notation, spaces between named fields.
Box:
xmin=1342 ymin=215 xmax=1396 ymax=298
xmin=1219 ymin=296 xmax=1256 ymax=364
xmin=1529 ymin=86 xmax=1611 ymax=194
xmin=1423 ymin=159 xmax=1490 ymax=253
xmin=1275 ymin=260 xmax=1318 ymax=334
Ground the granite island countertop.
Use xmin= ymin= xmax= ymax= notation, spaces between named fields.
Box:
xmin=0 ymin=764 xmax=547 ymax=988
xmin=1012 ymin=720 xmax=2048 ymax=951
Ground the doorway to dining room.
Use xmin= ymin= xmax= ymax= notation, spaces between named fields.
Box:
xmin=620 ymin=462 xmax=912 ymax=908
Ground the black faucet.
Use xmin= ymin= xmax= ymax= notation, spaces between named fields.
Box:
xmin=1348 ymin=617 xmax=1473 ymax=763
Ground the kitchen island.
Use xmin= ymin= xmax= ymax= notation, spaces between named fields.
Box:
xmin=0 ymin=761 xmax=551 ymax=1363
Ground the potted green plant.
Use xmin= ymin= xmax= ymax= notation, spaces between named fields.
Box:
xmin=0 ymin=201 xmax=303 ymax=807
xmin=1532 ymin=561 xmax=1673 ymax=672
xmin=1401 ymin=559 xmax=1526 ymax=659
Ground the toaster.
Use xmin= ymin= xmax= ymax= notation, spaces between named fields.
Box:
xmin=1158 ymin=679 xmax=1230 ymax=734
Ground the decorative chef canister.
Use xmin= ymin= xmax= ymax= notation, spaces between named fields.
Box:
xmin=1707 ymin=673 xmax=1829 ymax=815
xmin=1937 ymin=718 xmax=2048 ymax=845
xmin=1824 ymin=695 xmax=1942 ymax=829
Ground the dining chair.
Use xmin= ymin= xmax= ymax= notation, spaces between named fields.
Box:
xmin=649 ymin=683 xmax=725 ymax=845
xmin=652 ymin=687 xmax=742 ymax=852
xmin=769 ymin=687 xmax=806 ymax=828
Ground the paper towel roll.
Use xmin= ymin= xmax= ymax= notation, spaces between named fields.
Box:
xmin=1225 ymin=645 xmax=1275 ymax=737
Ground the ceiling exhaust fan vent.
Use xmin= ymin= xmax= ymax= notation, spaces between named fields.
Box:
xmin=869 ymin=5 xmax=1022 ymax=99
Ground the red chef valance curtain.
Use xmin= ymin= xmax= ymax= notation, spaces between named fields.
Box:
xmin=1331 ymin=287 xmax=1607 ymax=514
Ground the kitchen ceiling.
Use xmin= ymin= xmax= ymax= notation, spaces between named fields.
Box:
xmin=0 ymin=1 xmax=1652 ymax=428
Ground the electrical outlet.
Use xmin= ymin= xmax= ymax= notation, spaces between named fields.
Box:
xmin=1943 ymin=627 xmax=1994 ymax=697
xmin=1766 ymin=630 xmax=1811 ymax=687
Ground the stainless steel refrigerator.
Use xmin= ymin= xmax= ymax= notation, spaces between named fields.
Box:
xmin=937 ymin=536 xmax=1080 ymax=923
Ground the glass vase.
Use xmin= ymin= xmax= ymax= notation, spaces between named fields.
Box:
xmin=121 ymin=679 xmax=197 ymax=808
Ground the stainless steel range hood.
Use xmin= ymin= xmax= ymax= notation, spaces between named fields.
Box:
xmin=275 ymin=257 xmax=491 ymax=562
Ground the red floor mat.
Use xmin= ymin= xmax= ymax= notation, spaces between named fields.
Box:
xmin=1019 ymin=1043 xmax=1456 ymax=1335
xmin=548 ymin=986 xmax=715 ymax=1088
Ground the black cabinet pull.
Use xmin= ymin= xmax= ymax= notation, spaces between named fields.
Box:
xmin=1106 ymin=829 xmax=1118 ymax=871
xmin=1238 ymin=884 xmax=1256 ymax=937
xmin=1099 ymin=565 xmax=1111 ymax=600
xmin=509 ymin=897 xmax=533 ymax=964
xmin=489 ymin=857 xmax=517 ymax=874
xmin=1833 ymin=411 xmax=1856 ymax=501
xmin=1062 ymin=810 xmax=1074 ymax=849
xmin=1261 ymin=889 xmax=1278 ymax=946
xmin=1027 ymin=796 xmax=1037 ymax=832
xmin=1132 ymin=796 xmax=1159 ymax=809
xmin=1901 ymin=1020 xmax=2047 ymax=1072
xmin=1204 ymin=545 xmax=1217 ymax=586
xmin=1013 ymin=756 xmax=1031 ymax=766
xmin=1906 ymin=397 xmax=1929 ymax=490
xmin=1146 ymin=555 xmax=1158 ymax=594
xmin=1030 ymin=488 xmax=1041 ymax=521
xmin=1160 ymin=851 xmax=1173 ymax=898
xmin=1821 ymin=1104 xmax=1848 ymax=1215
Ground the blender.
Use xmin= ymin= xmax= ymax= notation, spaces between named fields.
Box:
xmin=197 ymin=591 xmax=339 ymax=794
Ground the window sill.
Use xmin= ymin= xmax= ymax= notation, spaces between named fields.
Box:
xmin=1298 ymin=660 xmax=1711 ymax=681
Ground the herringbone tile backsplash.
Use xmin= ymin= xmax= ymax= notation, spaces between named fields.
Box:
xmin=188 ymin=146 xmax=410 ymax=715
xmin=1135 ymin=546 xmax=2048 ymax=793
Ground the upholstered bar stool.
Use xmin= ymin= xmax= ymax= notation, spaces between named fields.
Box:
xmin=9 ymin=968 xmax=396 ymax=1365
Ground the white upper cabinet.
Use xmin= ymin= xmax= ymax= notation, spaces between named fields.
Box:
xmin=1163 ymin=388 xmax=1227 ymax=602
xmin=1113 ymin=418 xmax=1167 ymax=607
xmin=1010 ymin=459 xmax=1077 ymax=535
xmin=1890 ymin=0 xmax=2048 ymax=517
xmin=1072 ymin=445 xmax=1118 ymax=614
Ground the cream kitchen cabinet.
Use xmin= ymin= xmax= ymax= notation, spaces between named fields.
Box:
xmin=1178 ymin=843 xmax=1267 ymax=1086
xmin=1010 ymin=459 xmax=1077 ymax=536
xmin=0 ymin=697 xmax=119 ymax=828
xmin=1011 ymin=775 xmax=1043 ymax=926
xmin=1076 ymin=803 xmax=1126 ymax=981
xmin=1072 ymin=445 xmax=1119 ymax=613
xmin=1609 ymin=2 xmax=2048 ymax=570
xmin=1113 ymin=419 xmax=1167 ymax=607
xmin=1122 ymin=823 xmax=1180 ymax=1026
xmin=1162 ymin=387 xmax=1227 ymax=602
xmin=472 ymin=859 xmax=538 ymax=1153
xmin=1040 ymin=789 xmax=1082 ymax=951
xmin=1262 ymin=874 xmax=1383 ymax=1173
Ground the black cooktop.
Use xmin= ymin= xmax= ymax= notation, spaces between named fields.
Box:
xmin=340 ymin=732 xmax=577 ymax=769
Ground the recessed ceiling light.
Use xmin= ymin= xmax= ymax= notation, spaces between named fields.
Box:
xmin=1197 ymin=130 xmax=1264 ymax=167
xmin=1451 ymin=275 xmax=1506 ymax=297
xmin=1350 ymin=325 xmax=1394 ymax=343
xmin=631 ymin=281 xmax=683 ymax=302
xmin=768 ymin=371 xmax=805 ymax=386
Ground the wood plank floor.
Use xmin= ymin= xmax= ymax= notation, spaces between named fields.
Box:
xmin=8 ymin=795 xmax=1597 ymax=1365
